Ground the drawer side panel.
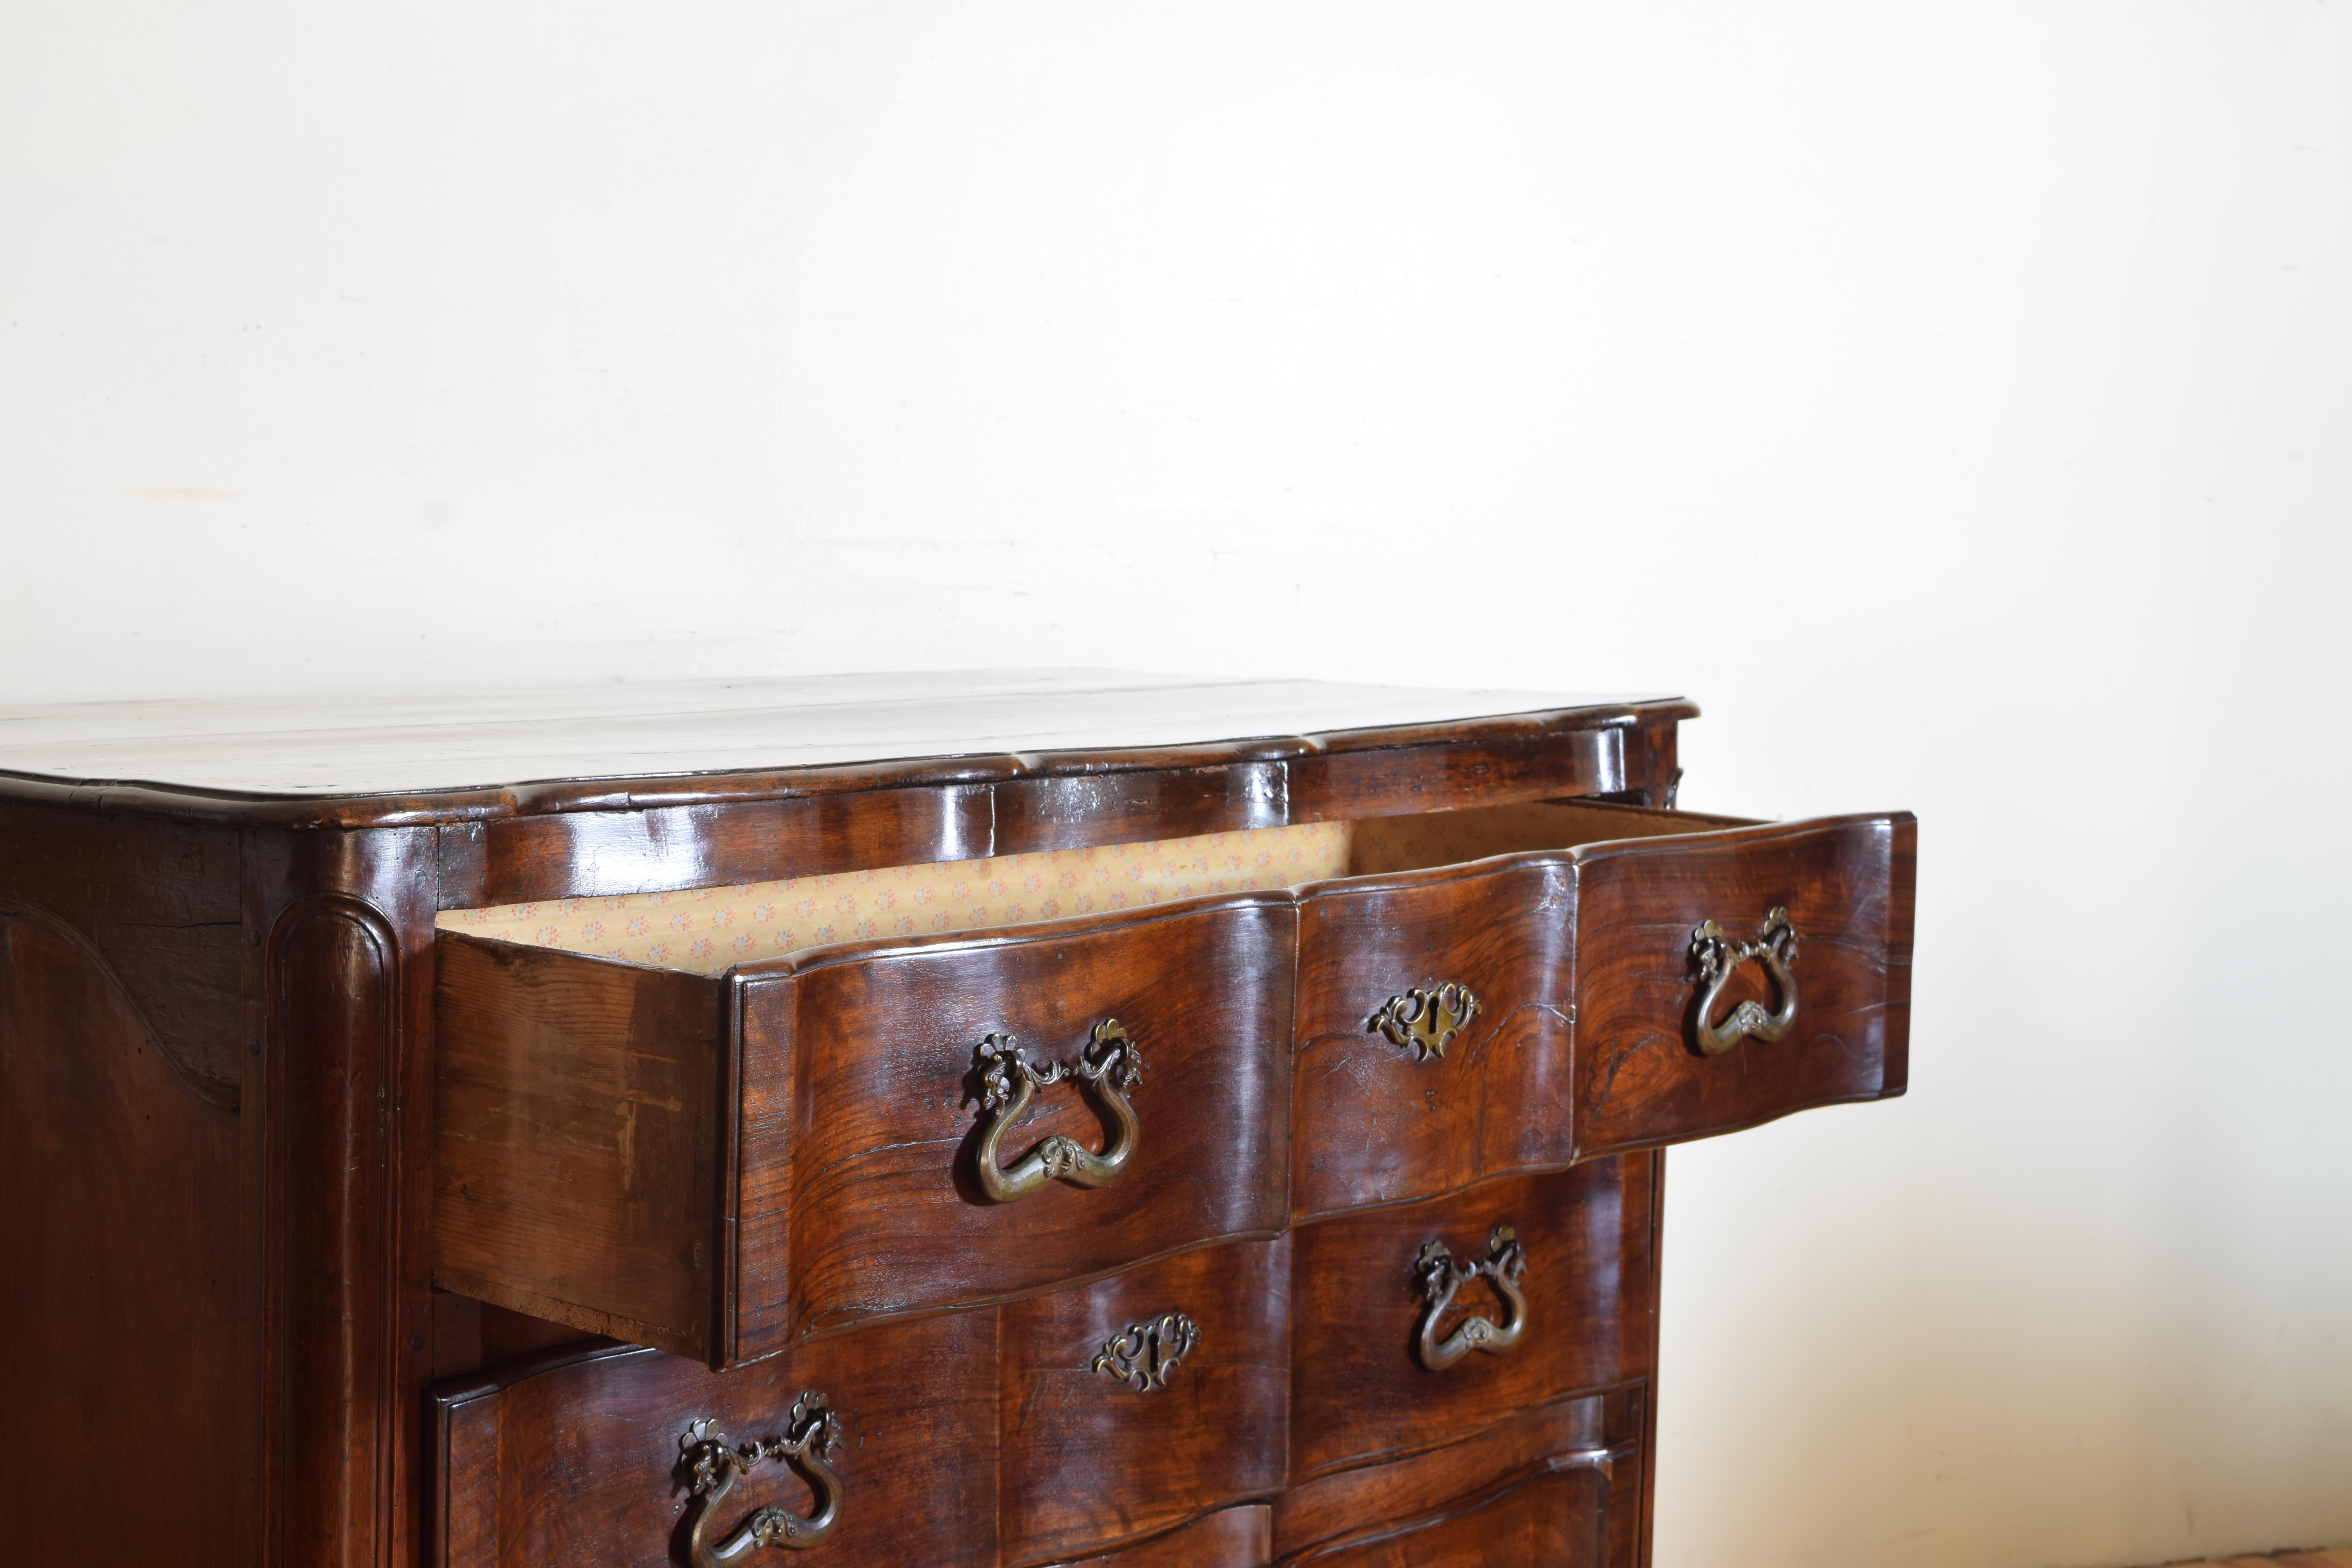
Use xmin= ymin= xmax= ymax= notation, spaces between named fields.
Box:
xmin=434 ymin=934 xmax=727 ymax=1359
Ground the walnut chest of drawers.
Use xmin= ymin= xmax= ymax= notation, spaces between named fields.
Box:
xmin=0 ymin=671 xmax=1915 ymax=1567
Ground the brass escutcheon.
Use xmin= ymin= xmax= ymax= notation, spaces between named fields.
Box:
xmin=1687 ymin=906 xmax=1800 ymax=1056
xmin=1091 ymin=1310 xmax=1200 ymax=1393
xmin=1412 ymin=1224 xmax=1529 ymax=1372
xmin=678 ymin=1393 xmax=844 ymax=1562
xmin=972 ymin=1019 xmax=1142 ymax=1203
xmin=1367 ymin=982 xmax=1481 ymax=1062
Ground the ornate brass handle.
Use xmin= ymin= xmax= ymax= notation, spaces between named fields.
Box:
xmin=679 ymin=1394 xmax=844 ymax=1562
xmin=1412 ymin=1225 xmax=1528 ymax=1371
xmin=1688 ymin=906 xmax=1799 ymax=1056
xmin=973 ymin=1019 xmax=1142 ymax=1203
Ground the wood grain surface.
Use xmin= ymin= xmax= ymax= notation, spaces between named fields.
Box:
xmin=4 ymin=684 xmax=1920 ymax=1568
xmin=1288 ymin=1163 xmax=1654 ymax=1477
xmin=1270 ymin=1391 xmax=1610 ymax=1555
xmin=0 ymin=668 xmax=1682 ymax=812
xmin=762 ymin=898 xmax=1296 ymax=1351
xmin=1283 ymin=1461 xmax=1610 ymax=1566
xmin=1047 ymin=1505 xmax=1272 ymax=1566
xmin=1570 ymin=810 xmax=1916 ymax=1158
xmin=434 ymin=932 xmax=729 ymax=1354
xmin=434 ymin=798 xmax=1908 ymax=1372
xmin=431 ymin=1322 xmax=998 ymax=1568
xmin=998 ymin=1242 xmax=1290 ymax=1563
xmin=0 ymin=898 xmax=253 ymax=1564
xmin=428 ymin=1224 xmax=1642 ymax=1568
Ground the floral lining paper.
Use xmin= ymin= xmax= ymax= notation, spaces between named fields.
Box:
xmin=435 ymin=820 xmax=1354 ymax=975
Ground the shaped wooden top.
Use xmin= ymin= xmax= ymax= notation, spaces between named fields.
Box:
xmin=0 ymin=668 xmax=1690 ymax=824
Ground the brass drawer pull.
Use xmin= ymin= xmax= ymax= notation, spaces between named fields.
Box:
xmin=1367 ymin=982 xmax=1481 ymax=1062
xmin=973 ymin=1019 xmax=1142 ymax=1203
xmin=679 ymin=1393 xmax=844 ymax=1561
xmin=1412 ymin=1224 xmax=1528 ymax=1371
xmin=1688 ymin=906 xmax=1800 ymax=1056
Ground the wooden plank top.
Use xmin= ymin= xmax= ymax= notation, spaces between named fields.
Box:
xmin=0 ymin=669 xmax=1687 ymax=825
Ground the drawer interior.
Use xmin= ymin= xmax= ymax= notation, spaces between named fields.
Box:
xmin=433 ymin=801 xmax=1749 ymax=973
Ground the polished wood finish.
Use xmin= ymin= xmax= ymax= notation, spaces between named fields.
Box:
xmin=1270 ymin=1388 xmax=1643 ymax=1563
xmin=0 ymin=671 xmax=1688 ymax=825
xmin=1050 ymin=1506 xmax=1272 ymax=1566
xmin=0 ymin=675 xmax=1908 ymax=1568
xmin=423 ymin=1222 xmax=1633 ymax=1568
xmin=762 ymin=900 xmax=1295 ymax=1354
xmin=1289 ymin=1164 xmax=1652 ymax=1477
xmin=434 ymin=933 xmax=727 ymax=1352
xmin=426 ymin=1285 xmax=1292 ymax=1568
xmin=434 ymin=898 xmax=1299 ymax=1365
xmin=1568 ymin=809 xmax=1915 ymax=1157
xmin=1286 ymin=1463 xmax=1610 ymax=1566
xmin=0 ymin=894 xmax=253 ymax=1564
xmin=999 ymin=1242 xmax=1289 ymax=1562
xmin=431 ymin=1323 xmax=997 ymax=1568
xmin=434 ymin=799 xmax=1907 ymax=1370
xmin=435 ymin=720 xmax=1647 ymax=909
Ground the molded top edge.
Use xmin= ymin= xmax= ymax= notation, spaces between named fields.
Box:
xmin=0 ymin=668 xmax=1691 ymax=825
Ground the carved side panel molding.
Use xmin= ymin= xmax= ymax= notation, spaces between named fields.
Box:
xmin=268 ymin=895 xmax=402 ymax=1568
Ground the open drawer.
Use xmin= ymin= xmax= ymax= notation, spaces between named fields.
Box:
xmin=1292 ymin=800 xmax=1916 ymax=1214
xmin=433 ymin=802 xmax=1912 ymax=1366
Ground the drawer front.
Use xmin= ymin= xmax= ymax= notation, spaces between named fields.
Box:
xmin=1290 ymin=805 xmax=1913 ymax=1214
xmin=999 ymin=1241 xmax=1290 ymax=1564
xmin=1571 ymin=812 xmax=1915 ymax=1158
xmin=751 ymin=898 xmax=1294 ymax=1354
xmin=1292 ymin=861 xmax=1573 ymax=1217
xmin=1271 ymin=1391 xmax=1626 ymax=1558
xmin=1285 ymin=1464 xmax=1609 ymax=1567
xmin=1049 ymin=1506 xmax=1273 ymax=1566
xmin=1287 ymin=1161 xmax=1653 ymax=1477
xmin=435 ymin=802 xmax=1907 ymax=1367
xmin=430 ymin=1317 xmax=996 ymax=1568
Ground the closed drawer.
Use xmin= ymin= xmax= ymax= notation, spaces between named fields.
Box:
xmin=1048 ymin=1506 xmax=1272 ymax=1567
xmin=1272 ymin=1390 xmax=1644 ymax=1568
xmin=429 ymin=1243 xmax=1286 ymax=1568
xmin=430 ymin=1319 xmax=996 ymax=1568
xmin=1288 ymin=1162 xmax=1654 ymax=1477
xmin=436 ymin=897 xmax=1292 ymax=1365
xmin=999 ymin=1240 xmax=1289 ymax=1564
xmin=1293 ymin=800 xmax=1915 ymax=1212
xmin=1284 ymin=1464 xmax=1609 ymax=1567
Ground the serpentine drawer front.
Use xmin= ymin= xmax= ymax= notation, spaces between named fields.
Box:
xmin=0 ymin=671 xmax=1911 ymax=1567
xmin=427 ymin=1220 xmax=1634 ymax=1568
xmin=1298 ymin=799 xmax=1916 ymax=1212
xmin=434 ymin=799 xmax=1911 ymax=1367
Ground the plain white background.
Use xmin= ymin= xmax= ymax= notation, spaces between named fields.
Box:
xmin=4 ymin=4 xmax=2348 ymax=1563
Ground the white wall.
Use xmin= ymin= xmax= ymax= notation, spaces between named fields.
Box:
xmin=5 ymin=4 xmax=2348 ymax=1563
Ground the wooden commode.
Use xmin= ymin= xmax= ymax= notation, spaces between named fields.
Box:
xmin=0 ymin=671 xmax=1916 ymax=1566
